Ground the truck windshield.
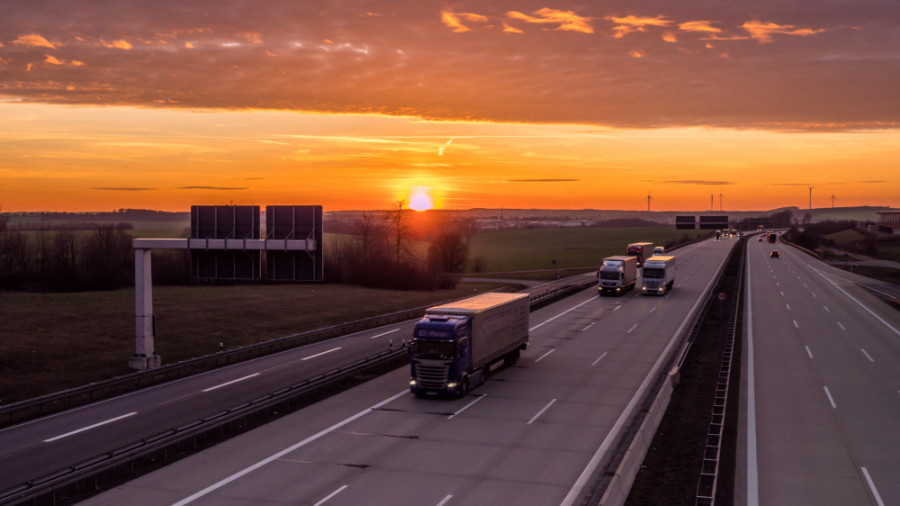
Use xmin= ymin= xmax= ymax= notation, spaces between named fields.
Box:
xmin=411 ymin=340 xmax=457 ymax=360
xmin=643 ymin=268 xmax=665 ymax=279
xmin=600 ymin=270 xmax=621 ymax=280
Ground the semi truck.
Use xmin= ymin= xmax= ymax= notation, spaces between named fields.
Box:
xmin=409 ymin=292 xmax=530 ymax=397
xmin=598 ymin=255 xmax=637 ymax=296
xmin=626 ymin=242 xmax=654 ymax=267
xmin=641 ymin=255 xmax=676 ymax=295
xmin=768 ymin=232 xmax=777 ymax=243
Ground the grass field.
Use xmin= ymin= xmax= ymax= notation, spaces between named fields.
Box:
xmin=0 ymin=281 xmax=507 ymax=404
xmin=468 ymin=227 xmax=704 ymax=272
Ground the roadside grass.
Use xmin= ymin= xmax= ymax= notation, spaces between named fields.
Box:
xmin=0 ymin=282 xmax=504 ymax=404
xmin=469 ymin=227 xmax=704 ymax=272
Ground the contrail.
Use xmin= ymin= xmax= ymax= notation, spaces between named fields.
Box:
xmin=438 ymin=137 xmax=455 ymax=156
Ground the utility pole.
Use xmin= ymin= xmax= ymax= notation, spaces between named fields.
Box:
xmin=808 ymin=184 xmax=814 ymax=210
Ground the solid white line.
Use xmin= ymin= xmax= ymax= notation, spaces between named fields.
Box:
xmin=202 ymin=373 xmax=260 ymax=393
xmin=861 ymin=467 xmax=885 ymax=506
xmin=861 ymin=349 xmax=875 ymax=363
xmin=436 ymin=495 xmax=454 ymax=506
xmin=313 ymin=485 xmax=348 ymax=506
xmin=171 ymin=390 xmax=407 ymax=506
xmin=627 ymin=324 xmax=638 ymax=334
xmin=837 ymin=321 xmax=846 ymax=331
xmin=591 ymin=352 xmax=608 ymax=367
xmin=534 ymin=349 xmax=555 ymax=363
xmin=44 ymin=412 xmax=138 ymax=443
xmin=746 ymin=244 xmax=760 ymax=506
xmin=823 ymin=386 xmax=837 ymax=409
xmin=812 ymin=267 xmax=900 ymax=338
xmin=302 ymin=347 xmax=342 ymax=361
xmin=448 ymin=394 xmax=487 ymax=420
xmin=582 ymin=321 xmax=596 ymax=332
xmin=529 ymin=297 xmax=595 ymax=331
xmin=527 ymin=398 xmax=557 ymax=425
xmin=805 ymin=346 xmax=813 ymax=359
xmin=370 ymin=328 xmax=400 ymax=339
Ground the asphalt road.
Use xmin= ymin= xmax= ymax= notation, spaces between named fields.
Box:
xmin=79 ymin=236 xmax=737 ymax=505
xmin=738 ymin=238 xmax=900 ymax=505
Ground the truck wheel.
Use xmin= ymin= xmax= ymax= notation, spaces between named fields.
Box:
xmin=460 ymin=378 xmax=469 ymax=397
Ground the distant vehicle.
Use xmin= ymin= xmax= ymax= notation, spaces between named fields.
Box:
xmin=768 ymin=233 xmax=777 ymax=243
xmin=715 ymin=229 xmax=722 ymax=240
xmin=652 ymin=246 xmax=665 ymax=256
xmin=599 ymin=255 xmax=637 ymax=296
xmin=641 ymin=255 xmax=676 ymax=295
xmin=770 ymin=250 xmax=780 ymax=258
xmin=626 ymin=242 xmax=654 ymax=267
xmin=409 ymin=292 xmax=529 ymax=397
xmin=758 ymin=236 xmax=764 ymax=242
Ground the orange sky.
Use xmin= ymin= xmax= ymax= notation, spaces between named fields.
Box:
xmin=1 ymin=2 xmax=898 ymax=212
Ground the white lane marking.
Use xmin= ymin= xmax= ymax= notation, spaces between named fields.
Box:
xmin=786 ymin=303 xmax=791 ymax=310
xmin=860 ymin=349 xmax=875 ymax=363
xmin=527 ymin=398 xmax=557 ymax=425
xmin=837 ymin=321 xmax=846 ymax=331
xmin=861 ymin=467 xmax=885 ymax=506
xmin=582 ymin=322 xmax=596 ymax=332
xmin=591 ymin=352 xmax=608 ymax=367
xmin=612 ymin=305 xmax=622 ymax=311
xmin=627 ymin=324 xmax=638 ymax=334
xmin=534 ymin=349 xmax=555 ymax=363
xmin=436 ymin=495 xmax=454 ymax=506
xmin=171 ymin=390 xmax=407 ymax=506
xmin=780 ymin=291 xmax=784 ymax=297
xmin=44 ymin=412 xmax=138 ymax=443
xmin=812 ymin=292 xmax=817 ymax=298
xmin=812 ymin=267 xmax=900 ymax=338
xmin=448 ymin=394 xmax=487 ymax=420
xmin=823 ymin=305 xmax=830 ymax=313
xmin=793 ymin=319 xmax=799 ymax=328
xmin=530 ymin=297 xmax=595 ymax=331
xmin=824 ymin=386 xmax=837 ymax=409
xmin=370 ymin=328 xmax=400 ymax=339
xmin=746 ymin=244 xmax=760 ymax=506
xmin=649 ymin=306 xmax=657 ymax=313
xmin=202 ymin=373 xmax=260 ymax=393
xmin=302 ymin=347 xmax=342 ymax=361
xmin=313 ymin=485 xmax=348 ymax=506
xmin=805 ymin=346 xmax=813 ymax=359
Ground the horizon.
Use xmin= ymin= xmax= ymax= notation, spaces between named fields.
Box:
xmin=2 ymin=2 xmax=898 ymax=213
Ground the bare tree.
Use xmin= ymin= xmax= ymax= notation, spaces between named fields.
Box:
xmin=388 ymin=199 xmax=408 ymax=264
xmin=428 ymin=229 xmax=469 ymax=274
xmin=354 ymin=212 xmax=377 ymax=259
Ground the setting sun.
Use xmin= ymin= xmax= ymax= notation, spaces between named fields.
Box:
xmin=408 ymin=187 xmax=434 ymax=211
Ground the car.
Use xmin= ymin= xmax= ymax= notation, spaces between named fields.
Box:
xmin=758 ymin=236 xmax=764 ymax=241
xmin=770 ymin=250 xmax=780 ymax=258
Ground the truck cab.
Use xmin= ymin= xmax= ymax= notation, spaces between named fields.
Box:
xmin=409 ymin=315 xmax=473 ymax=396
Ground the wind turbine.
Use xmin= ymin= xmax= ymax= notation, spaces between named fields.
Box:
xmin=808 ymin=184 xmax=815 ymax=210
xmin=830 ymin=194 xmax=837 ymax=208
xmin=647 ymin=190 xmax=653 ymax=212
xmin=719 ymin=192 xmax=724 ymax=212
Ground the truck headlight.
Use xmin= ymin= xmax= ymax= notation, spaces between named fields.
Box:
xmin=446 ymin=381 xmax=458 ymax=389
xmin=409 ymin=379 xmax=417 ymax=386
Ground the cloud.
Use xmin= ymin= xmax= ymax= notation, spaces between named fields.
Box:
xmin=664 ymin=180 xmax=733 ymax=185
xmin=92 ymin=187 xmax=156 ymax=191
xmin=742 ymin=20 xmax=825 ymax=43
xmin=438 ymin=137 xmax=454 ymax=156
xmin=607 ymin=15 xmax=673 ymax=38
xmin=178 ymin=186 xmax=248 ymax=190
xmin=441 ymin=11 xmax=487 ymax=33
xmin=13 ymin=34 xmax=56 ymax=48
xmin=102 ymin=39 xmax=133 ymax=50
xmin=679 ymin=21 xmax=723 ymax=34
xmin=507 ymin=8 xmax=594 ymax=34
xmin=508 ymin=179 xmax=580 ymax=182
xmin=503 ymin=23 xmax=523 ymax=34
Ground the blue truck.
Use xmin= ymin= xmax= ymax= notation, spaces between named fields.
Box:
xmin=409 ymin=292 xmax=530 ymax=397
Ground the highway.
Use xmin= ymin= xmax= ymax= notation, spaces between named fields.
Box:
xmin=739 ymin=236 xmax=900 ymax=505
xmin=75 ymin=236 xmax=736 ymax=505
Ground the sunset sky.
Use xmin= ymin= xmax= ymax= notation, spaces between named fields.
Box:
xmin=1 ymin=1 xmax=898 ymax=212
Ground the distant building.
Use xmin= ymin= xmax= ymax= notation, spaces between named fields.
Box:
xmin=877 ymin=210 xmax=900 ymax=234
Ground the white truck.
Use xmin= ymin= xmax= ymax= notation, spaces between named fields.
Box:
xmin=641 ymin=255 xmax=676 ymax=295
xmin=598 ymin=255 xmax=637 ymax=296
xmin=409 ymin=292 xmax=530 ymax=397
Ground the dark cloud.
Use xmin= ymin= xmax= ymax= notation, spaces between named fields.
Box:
xmin=1 ymin=1 xmax=897 ymax=130
xmin=664 ymin=180 xmax=733 ymax=185
xmin=178 ymin=186 xmax=247 ymax=190
xmin=92 ymin=187 xmax=155 ymax=191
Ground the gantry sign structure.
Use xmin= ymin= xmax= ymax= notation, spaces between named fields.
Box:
xmin=130 ymin=205 xmax=323 ymax=370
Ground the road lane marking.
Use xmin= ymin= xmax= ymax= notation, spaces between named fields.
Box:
xmin=172 ymin=390 xmax=407 ymax=506
xmin=812 ymin=292 xmax=817 ymax=298
xmin=202 ymin=373 xmax=260 ymax=393
xmin=861 ymin=349 xmax=875 ymax=363
xmin=823 ymin=386 xmax=837 ymax=409
xmin=612 ymin=305 xmax=622 ymax=311
xmin=823 ymin=305 xmax=830 ymax=312
xmin=649 ymin=306 xmax=657 ymax=313
xmin=812 ymin=267 xmax=900 ymax=338
xmin=448 ymin=394 xmax=487 ymax=420
xmin=44 ymin=412 xmax=138 ymax=443
xmin=314 ymin=485 xmax=348 ymax=506
xmin=527 ymin=398 xmax=557 ymax=425
xmin=627 ymin=324 xmax=638 ymax=334
xmin=302 ymin=347 xmax=342 ymax=361
xmin=805 ymin=346 xmax=813 ymax=359
xmin=785 ymin=303 xmax=791 ymax=310
xmin=370 ymin=328 xmax=400 ymax=339
xmin=747 ymin=245 xmax=760 ymax=506
xmin=530 ymin=297 xmax=595 ymax=331
xmin=436 ymin=495 xmax=453 ymax=506
xmin=780 ymin=291 xmax=784 ymax=297
xmin=591 ymin=352 xmax=608 ymax=367
xmin=837 ymin=321 xmax=846 ymax=331
xmin=534 ymin=349 xmax=555 ymax=363
xmin=861 ymin=467 xmax=885 ymax=506
xmin=793 ymin=319 xmax=799 ymax=328
xmin=582 ymin=321 xmax=596 ymax=332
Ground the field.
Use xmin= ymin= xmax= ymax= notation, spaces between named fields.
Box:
xmin=468 ymin=227 xmax=703 ymax=272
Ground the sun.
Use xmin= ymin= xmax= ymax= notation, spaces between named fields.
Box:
xmin=408 ymin=187 xmax=433 ymax=211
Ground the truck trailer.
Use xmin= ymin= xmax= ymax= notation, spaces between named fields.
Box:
xmin=626 ymin=242 xmax=654 ymax=267
xmin=598 ymin=255 xmax=637 ymax=296
xmin=641 ymin=255 xmax=676 ymax=295
xmin=409 ymin=292 xmax=530 ymax=397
